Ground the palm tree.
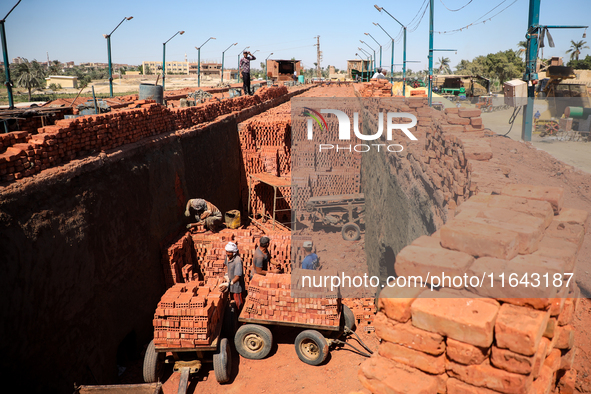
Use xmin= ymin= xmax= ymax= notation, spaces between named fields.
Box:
xmin=516 ymin=40 xmax=527 ymax=59
xmin=14 ymin=59 xmax=45 ymax=101
xmin=48 ymin=60 xmax=62 ymax=75
xmin=566 ymin=40 xmax=589 ymax=61
xmin=437 ymin=57 xmax=451 ymax=74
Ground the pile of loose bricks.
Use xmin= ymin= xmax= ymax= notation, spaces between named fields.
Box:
xmin=152 ymin=279 xmax=226 ymax=348
xmin=357 ymin=79 xmax=396 ymax=97
xmin=162 ymin=226 xmax=311 ymax=289
xmin=0 ymin=85 xmax=287 ymax=183
xmin=242 ymin=273 xmax=340 ymax=326
xmin=358 ymin=184 xmax=587 ymax=394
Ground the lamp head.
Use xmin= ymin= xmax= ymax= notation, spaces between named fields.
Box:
xmin=374 ymin=5 xmax=382 ymax=11
xmin=126 ymin=16 xmax=133 ymax=20
xmin=584 ymin=29 xmax=587 ymax=38
xmin=364 ymin=33 xmax=369 ymax=35
xmin=359 ymin=40 xmax=364 ymax=43
xmin=179 ymin=31 xmax=185 ymax=35
xmin=234 ymin=43 xmax=238 ymax=46
xmin=373 ymin=22 xmax=378 ymax=26
xmin=211 ymin=37 xmax=216 ymax=40
xmin=103 ymin=34 xmax=108 ymax=38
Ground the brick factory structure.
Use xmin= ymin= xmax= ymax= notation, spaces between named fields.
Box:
xmin=0 ymin=77 xmax=589 ymax=394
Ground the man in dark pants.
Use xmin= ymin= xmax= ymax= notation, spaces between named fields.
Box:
xmin=240 ymin=51 xmax=256 ymax=96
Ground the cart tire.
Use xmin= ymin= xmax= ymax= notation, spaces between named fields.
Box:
xmin=295 ymin=330 xmax=329 ymax=366
xmin=213 ymin=338 xmax=232 ymax=383
xmin=234 ymin=324 xmax=273 ymax=360
xmin=342 ymin=305 xmax=356 ymax=331
xmin=341 ymin=222 xmax=361 ymax=241
xmin=143 ymin=339 xmax=165 ymax=383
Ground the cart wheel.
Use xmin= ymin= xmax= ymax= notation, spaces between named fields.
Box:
xmin=342 ymin=305 xmax=356 ymax=331
xmin=341 ymin=222 xmax=361 ymax=241
xmin=294 ymin=330 xmax=329 ymax=366
xmin=143 ymin=339 xmax=165 ymax=383
xmin=213 ymin=338 xmax=232 ymax=383
xmin=545 ymin=121 xmax=559 ymax=135
xmin=234 ymin=324 xmax=273 ymax=360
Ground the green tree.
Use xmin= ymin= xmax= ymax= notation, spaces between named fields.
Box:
xmin=48 ymin=60 xmax=62 ymax=75
xmin=13 ymin=59 xmax=45 ymax=101
xmin=566 ymin=40 xmax=589 ymax=61
xmin=437 ymin=57 xmax=451 ymax=74
xmin=567 ymin=54 xmax=591 ymax=70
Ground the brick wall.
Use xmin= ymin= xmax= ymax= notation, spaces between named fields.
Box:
xmin=0 ymin=86 xmax=287 ymax=184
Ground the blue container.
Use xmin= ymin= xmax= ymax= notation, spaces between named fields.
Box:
xmin=298 ymin=75 xmax=305 ymax=84
xmin=139 ymin=83 xmax=164 ymax=104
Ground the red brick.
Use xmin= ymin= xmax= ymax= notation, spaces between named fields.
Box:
xmin=553 ymin=208 xmax=589 ymax=231
xmin=495 ymin=304 xmax=550 ymax=356
xmin=447 ymin=114 xmax=471 ymax=125
xmin=543 ymin=318 xmax=557 ymax=338
xmin=556 ymin=369 xmax=576 ymax=394
xmin=373 ymin=312 xmax=446 ymax=356
xmin=554 ymin=325 xmax=574 ymax=350
xmin=470 ymin=117 xmax=483 ymax=126
xmin=378 ymin=341 xmax=446 ymax=375
xmin=447 ymin=378 xmax=505 ymax=394
xmin=410 ymin=235 xmax=442 ymax=248
xmin=533 ymin=235 xmax=578 ymax=272
xmin=544 ymin=221 xmax=585 ymax=250
xmin=543 ymin=348 xmax=562 ymax=373
xmin=530 ymin=365 xmax=554 ymax=394
xmin=557 ymin=298 xmax=575 ymax=326
xmin=560 ymin=347 xmax=576 ymax=371
xmin=358 ymin=355 xmax=438 ymax=394
xmin=446 ymin=338 xmax=489 ymax=365
xmin=440 ymin=219 xmax=519 ymax=260
xmin=378 ymin=286 xmax=425 ymax=323
xmin=501 ymin=184 xmax=564 ymax=214
xmin=491 ymin=344 xmax=544 ymax=375
xmin=395 ymin=244 xmax=474 ymax=285
xmin=458 ymin=108 xmax=482 ymax=118
xmin=411 ymin=291 xmax=499 ymax=347
xmin=445 ymin=360 xmax=533 ymax=394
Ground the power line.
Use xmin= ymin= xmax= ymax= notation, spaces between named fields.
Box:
xmin=435 ymin=0 xmax=519 ymax=34
xmin=439 ymin=0 xmax=473 ymax=12
xmin=408 ymin=2 xmax=430 ymax=33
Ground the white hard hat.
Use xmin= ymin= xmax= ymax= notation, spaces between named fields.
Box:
xmin=303 ymin=241 xmax=313 ymax=248
xmin=225 ymin=242 xmax=238 ymax=253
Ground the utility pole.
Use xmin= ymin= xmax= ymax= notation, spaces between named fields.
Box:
xmin=428 ymin=0 xmax=434 ymax=106
xmin=315 ymin=36 xmax=322 ymax=78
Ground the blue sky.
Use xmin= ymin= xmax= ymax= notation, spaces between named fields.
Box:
xmin=3 ymin=0 xmax=591 ymax=72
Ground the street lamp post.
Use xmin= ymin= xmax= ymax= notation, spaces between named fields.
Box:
xmin=375 ymin=4 xmax=407 ymax=96
xmin=221 ymin=43 xmax=237 ymax=84
xmin=237 ymin=46 xmax=250 ymax=82
xmin=360 ymin=40 xmax=376 ymax=74
xmin=195 ymin=37 xmax=215 ymax=88
xmin=1 ymin=0 xmax=21 ymax=109
xmin=365 ymin=32 xmax=382 ymax=68
xmin=265 ymin=52 xmax=273 ymax=83
xmin=355 ymin=53 xmax=365 ymax=81
xmin=104 ymin=16 xmax=133 ymax=98
xmin=373 ymin=22 xmax=394 ymax=83
xmin=358 ymin=47 xmax=371 ymax=81
xmin=162 ymin=30 xmax=185 ymax=91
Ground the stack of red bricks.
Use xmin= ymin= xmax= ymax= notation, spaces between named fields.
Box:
xmin=358 ymin=79 xmax=393 ymax=97
xmin=342 ymin=298 xmax=378 ymax=333
xmin=161 ymin=227 xmax=306 ymax=289
xmin=359 ymin=184 xmax=586 ymax=394
xmin=242 ymin=273 xmax=340 ymax=326
xmin=153 ymin=280 xmax=226 ymax=348
xmin=0 ymin=86 xmax=288 ymax=184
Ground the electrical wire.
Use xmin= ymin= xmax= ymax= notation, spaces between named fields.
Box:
xmin=435 ymin=0 xmax=519 ymax=34
xmin=503 ymin=106 xmax=522 ymax=137
xmin=439 ymin=0 xmax=473 ymax=11
xmin=408 ymin=2 xmax=430 ymax=33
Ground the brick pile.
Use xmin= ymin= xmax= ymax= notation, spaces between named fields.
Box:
xmin=0 ymin=86 xmax=288 ymax=183
xmin=357 ymin=79 xmax=394 ymax=97
xmin=161 ymin=227 xmax=312 ymax=289
xmin=242 ymin=273 xmax=340 ymax=326
xmin=342 ymin=298 xmax=377 ymax=333
xmin=359 ymin=184 xmax=587 ymax=394
xmin=152 ymin=279 xmax=226 ymax=348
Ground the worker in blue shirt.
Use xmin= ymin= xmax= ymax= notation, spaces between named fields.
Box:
xmin=301 ymin=241 xmax=319 ymax=270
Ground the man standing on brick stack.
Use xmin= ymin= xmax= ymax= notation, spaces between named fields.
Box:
xmin=184 ymin=198 xmax=223 ymax=232
xmin=240 ymin=50 xmax=256 ymax=96
xmin=252 ymin=236 xmax=281 ymax=277
xmin=220 ymin=242 xmax=245 ymax=310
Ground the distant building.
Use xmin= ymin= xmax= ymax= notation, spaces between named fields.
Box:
xmin=12 ymin=57 xmax=26 ymax=64
xmin=45 ymin=75 xmax=77 ymax=89
xmin=266 ymin=59 xmax=302 ymax=81
xmin=189 ymin=62 xmax=221 ymax=76
xmin=65 ymin=61 xmax=75 ymax=68
xmin=142 ymin=61 xmax=189 ymax=75
xmin=347 ymin=59 xmax=371 ymax=79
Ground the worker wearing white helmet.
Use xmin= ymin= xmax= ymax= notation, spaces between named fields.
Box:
xmin=220 ymin=242 xmax=245 ymax=310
